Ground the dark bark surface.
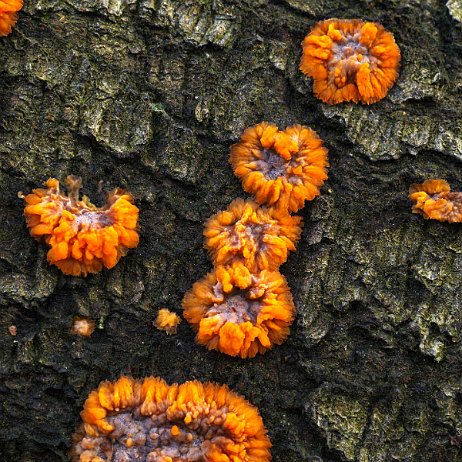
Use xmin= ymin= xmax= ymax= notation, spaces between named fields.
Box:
xmin=1 ymin=0 xmax=462 ymax=461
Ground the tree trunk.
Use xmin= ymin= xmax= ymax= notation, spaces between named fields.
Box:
xmin=1 ymin=0 xmax=462 ymax=461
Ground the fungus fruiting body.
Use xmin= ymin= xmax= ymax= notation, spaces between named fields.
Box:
xmin=71 ymin=316 xmax=96 ymax=337
xmin=409 ymin=179 xmax=462 ymax=222
xmin=300 ymin=19 xmax=400 ymax=104
xmin=24 ymin=176 xmax=139 ymax=276
xmin=229 ymin=122 xmax=329 ymax=213
xmin=182 ymin=267 xmax=295 ymax=358
xmin=185 ymin=121 xmax=329 ymax=357
xmin=71 ymin=375 xmax=272 ymax=462
xmin=0 ymin=0 xmax=22 ymax=36
xmin=204 ymin=198 xmax=302 ymax=272
xmin=154 ymin=308 xmax=182 ymax=335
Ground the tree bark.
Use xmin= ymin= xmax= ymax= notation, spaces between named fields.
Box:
xmin=1 ymin=0 xmax=462 ymax=461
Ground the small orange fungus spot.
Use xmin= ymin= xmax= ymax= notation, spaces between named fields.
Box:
xmin=230 ymin=122 xmax=329 ymax=213
xmin=409 ymin=179 xmax=462 ymax=223
xmin=24 ymin=176 xmax=139 ymax=276
xmin=300 ymin=18 xmax=401 ymax=104
xmin=204 ymin=198 xmax=302 ymax=272
xmin=182 ymin=267 xmax=295 ymax=358
xmin=71 ymin=316 xmax=96 ymax=337
xmin=70 ymin=375 xmax=272 ymax=462
xmin=0 ymin=0 xmax=22 ymax=36
xmin=154 ymin=308 xmax=181 ymax=335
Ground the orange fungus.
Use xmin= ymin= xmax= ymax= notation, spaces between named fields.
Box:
xmin=409 ymin=179 xmax=462 ymax=223
xmin=154 ymin=308 xmax=182 ymax=335
xmin=182 ymin=267 xmax=295 ymax=358
xmin=71 ymin=375 xmax=272 ymax=462
xmin=24 ymin=176 xmax=139 ymax=277
xmin=300 ymin=19 xmax=401 ymax=104
xmin=204 ymin=198 xmax=302 ymax=272
xmin=229 ymin=122 xmax=329 ymax=213
xmin=0 ymin=0 xmax=22 ymax=36
xmin=71 ymin=316 xmax=96 ymax=337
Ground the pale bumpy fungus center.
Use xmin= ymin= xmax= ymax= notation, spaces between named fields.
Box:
xmin=77 ymin=407 xmax=231 ymax=462
xmin=206 ymin=289 xmax=262 ymax=324
xmin=226 ymin=220 xmax=273 ymax=251
xmin=73 ymin=211 xmax=114 ymax=228
xmin=255 ymin=149 xmax=303 ymax=185
xmin=330 ymin=33 xmax=376 ymax=87
xmin=59 ymin=177 xmax=116 ymax=229
xmin=258 ymin=149 xmax=287 ymax=180
xmin=432 ymin=192 xmax=462 ymax=219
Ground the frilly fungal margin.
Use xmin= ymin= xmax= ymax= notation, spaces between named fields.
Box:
xmin=230 ymin=122 xmax=329 ymax=214
xmin=204 ymin=198 xmax=302 ymax=272
xmin=409 ymin=179 xmax=462 ymax=223
xmin=71 ymin=375 xmax=272 ymax=462
xmin=183 ymin=122 xmax=329 ymax=358
xmin=182 ymin=267 xmax=295 ymax=359
xmin=300 ymin=18 xmax=400 ymax=104
xmin=154 ymin=308 xmax=182 ymax=335
xmin=24 ymin=176 xmax=139 ymax=276
xmin=0 ymin=0 xmax=22 ymax=36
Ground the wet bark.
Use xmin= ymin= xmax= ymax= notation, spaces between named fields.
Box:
xmin=1 ymin=0 xmax=462 ymax=461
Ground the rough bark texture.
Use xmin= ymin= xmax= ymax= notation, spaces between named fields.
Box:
xmin=1 ymin=1 xmax=462 ymax=461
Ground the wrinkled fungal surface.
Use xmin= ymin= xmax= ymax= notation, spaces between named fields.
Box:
xmin=153 ymin=308 xmax=181 ymax=335
xmin=230 ymin=123 xmax=329 ymax=213
xmin=75 ymin=411 xmax=225 ymax=461
xmin=24 ymin=176 xmax=139 ymax=276
xmin=71 ymin=376 xmax=271 ymax=462
xmin=182 ymin=268 xmax=295 ymax=358
xmin=300 ymin=19 xmax=401 ymax=104
xmin=1 ymin=0 xmax=462 ymax=461
xmin=204 ymin=199 xmax=302 ymax=272
xmin=409 ymin=179 xmax=462 ymax=222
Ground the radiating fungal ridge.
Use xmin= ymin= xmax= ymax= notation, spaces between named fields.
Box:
xmin=409 ymin=179 xmax=462 ymax=223
xmin=71 ymin=376 xmax=272 ymax=462
xmin=182 ymin=267 xmax=295 ymax=358
xmin=300 ymin=19 xmax=400 ymax=104
xmin=204 ymin=198 xmax=302 ymax=272
xmin=154 ymin=308 xmax=182 ymax=335
xmin=0 ymin=0 xmax=22 ymax=36
xmin=230 ymin=122 xmax=329 ymax=213
xmin=24 ymin=176 xmax=139 ymax=276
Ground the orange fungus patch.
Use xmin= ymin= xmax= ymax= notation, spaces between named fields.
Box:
xmin=71 ymin=316 xmax=96 ymax=337
xmin=300 ymin=19 xmax=400 ymax=104
xmin=71 ymin=375 xmax=272 ymax=462
xmin=409 ymin=179 xmax=462 ymax=223
xmin=204 ymin=198 xmax=302 ymax=272
xmin=24 ymin=176 xmax=139 ymax=276
xmin=182 ymin=267 xmax=295 ymax=358
xmin=154 ymin=308 xmax=182 ymax=335
xmin=0 ymin=0 xmax=22 ymax=36
xmin=230 ymin=122 xmax=329 ymax=213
